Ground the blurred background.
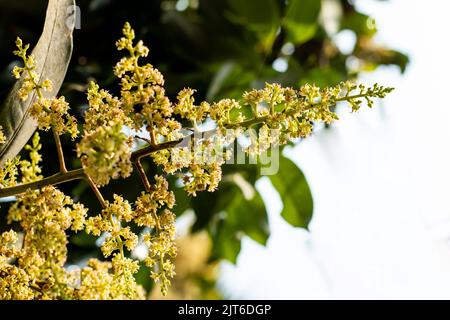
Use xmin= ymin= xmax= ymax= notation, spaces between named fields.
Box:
xmin=2 ymin=0 xmax=449 ymax=299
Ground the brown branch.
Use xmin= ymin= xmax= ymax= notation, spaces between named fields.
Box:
xmin=130 ymin=137 xmax=185 ymax=162
xmin=0 ymin=92 xmax=370 ymax=199
xmin=133 ymin=159 xmax=151 ymax=193
xmin=85 ymin=174 xmax=107 ymax=208
xmin=52 ymin=129 xmax=67 ymax=173
xmin=0 ymin=138 xmax=185 ymax=199
xmin=0 ymin=168 xmax=85 ymax=198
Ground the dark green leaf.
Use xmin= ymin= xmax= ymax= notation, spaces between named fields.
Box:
xmin=269 ymin=155 xmax=313 ymax=228
xmin=210 ymin=221 xmax=242 ymax=264
xmin=210 ymin=177 xmax=269 ymax=263
xmin=340 ymin=12 xmax=377 ymax=37
xmin=283 ymin=0 xmax=321 ymax=45
xmin=226 ymin=0 xmax=280 ymax=51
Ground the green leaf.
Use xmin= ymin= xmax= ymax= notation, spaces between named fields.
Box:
xmin=209 ymin=176 xmax=270 ymax=263
xmin=283 ymin=0 xmax=321 ymax=45
xmin=0 ymin=0 xmax=75 ymax=166
xmin=225 ymin=176 xmax=269 ymax=245
xmin=226 ymin=0 xmax=280 ymax=52
xmin=340 ymin=12 xmax=377 ymax=37
xmin=210 ymin=222 xmax=242 ymax=264
xmin=269 ymin=155 xmax=313 ymax=228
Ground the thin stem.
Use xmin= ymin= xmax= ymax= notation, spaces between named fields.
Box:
xmin=335 ymin=93 xmax=368 ymax=102
xmin=133 ymin=159 xmax=152 ymax=193
xmin=147 ymin=121 xmax=157 ymax=147
xmin=52 ymin=129 xmax=67 ymax=173
xmin=131 ymin=138 xmax=184 ymax=162
xmin=85 ymin=174 xmax=107 ymax=208
xmin=0 ymin=140 xmax=179 ymax=198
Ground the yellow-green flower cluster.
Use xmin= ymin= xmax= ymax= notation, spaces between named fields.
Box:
xmin=77 ymin=124 xmax=133 ymax=186
xmin=1 ymin=132 xmax=43 ymax=188
xmin=114 ymin=22 xmax=173 ymax=135
xmin=0 ymin=186 xmax=87 ymax=299
xmin=19 ymin=132 xmax=43 ymax=183
xmin=84 ymin=178 xmax=177 ymax=295
xmin=82 ymin=196 xmax=145 ymax=299
xmin=174 ymin=88 xmax=210 ymax=123
xmin=75 ymin=257 xmax=144 ymax=300
xmin=183 ymin=163 xmax=223 ymax=196
xmin=85 ymin=194 xmax=138 ymax=256
xmin=29 ymin=96 xmax=78 ymax=139
xmin=0 ymin=157 xmax=20 ymax=188
xmin=230 ymin=81 xmax=392 ymax=150
xmin=13 ymin=37 xmax=78 ymax=139
xmin=0 ymin=185 xmax=146 ymax=300
xmin=0 ymin=265 xmax=34 ymax=300
xmin=134 ymin=175 xmax=175 ymax=226
xmin=0 ymin=230 xmax=20 ymax=263
xmin=12 ymin=38 xmax=42 ymax=101
xmin=84 ymin=82 xmax=132 ymax=133
xmin=138 ymin=177 xmax=177 ymax=295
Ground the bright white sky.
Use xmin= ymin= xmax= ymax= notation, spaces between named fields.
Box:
xmin=219 ymin=0 xmax=450 ymax=299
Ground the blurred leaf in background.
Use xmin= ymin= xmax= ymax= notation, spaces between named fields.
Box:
xmin=0 ymin=0 xmax=408 ymax=298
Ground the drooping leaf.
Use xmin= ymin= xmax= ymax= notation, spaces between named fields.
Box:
xmin=0 ymin=0 xmax=75 ymax=166
xmin=224 ymin=176 xmax=269 ymax=245
xmin=210 ymin=177 xmax=269 ymax=263
xmin=269 ymin=155 xmax=313 ymax=228
xmin=283 ymin=0 xmax=321 ymax=45
xmin=210 ymin=221 xmax=242 ymax=264
xmin=340 ymin=12 xmax=377 ymax=37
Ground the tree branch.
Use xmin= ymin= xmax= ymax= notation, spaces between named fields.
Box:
xmin=0 ymin=91 xmax=375 ymax=199
xmin=86 ymin=174 xmax=107 ymax=208
xmin=0 ymin=138 xmax=186 ymax=199
xmin=52 ymin=129 xmax=67 ymax=173
xmin=133 ymin=159 xmax=151 ymax=193
xmin=0 ymin=168 xmax=85 ymax=198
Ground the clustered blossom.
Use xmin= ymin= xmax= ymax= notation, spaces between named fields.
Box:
xmin=0 ymin=157 xmax=20 ymax=188
xmin=135 ymin=176 xmax=177 ymax=295
xmin=13 ymin=38 xmax=78 ymax=139
xmin=19 ymin=133 xmax=42 ymax=183
xmin=84 ymin=82 xmax=132 ymax=133
xmin=85 ymin=195 xmax=138 ymax=256
xmin=0 ymin=132 xmax=42 ymax=188
xmin=75 ymin=258 xmax=143 ymax=300
xmin=114 ymin=22 xmax=180 ymax=141
xmin=0 ymin=186 xmax=87 ymax=299
xmin=174 ymin=88 xmax=210 ymax=123
xmin=29 ymin=96 xmax=78 ymax=139
xmin=0 ymin=185 xmax=146 ymax=300
xmin=84 ymin=175 xmax=178 ymax=295
xmin=77 ymin=124 xmax=132 ymax=187
xmin=0 ymin=23 xmax=393 ymax=300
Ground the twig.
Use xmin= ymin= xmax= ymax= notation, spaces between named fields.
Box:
xmin=52 ymin=129 xmax=67 ymax=173
xmin=0 ymin=92 xmax=371 ymax=199
xmin=85 ymin=174 xmax=107 ymax=208
xmin=0 ymin=169 xmax=85 ymax=198
xmin=133 ymin=159 xmax=151 ymax=193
